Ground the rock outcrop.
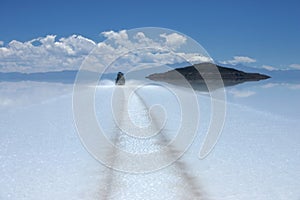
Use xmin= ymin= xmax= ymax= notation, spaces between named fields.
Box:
xmin=146 ymin=63 xmax=270 ymax=91
xmin=115 ymin=72 xmax=125 ymax=85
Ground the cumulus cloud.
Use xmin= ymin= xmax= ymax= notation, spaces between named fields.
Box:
xmin=92 ymin=30 xmax=212 ymax=72
xmin=289 ymin=64 xmax=300 ymax=70
xmin=160 ymin=33 xmax=187 ymax=49
xmin=102 ymin=30 xmax=129 ymax=41
xmin=0 ymin=35 xmax=96 ymax=72
xmin=0 ymin=30 xmax=212 ymax=73
xmin=262 ymin=65 xmax=277 ymax=71
xmin=221 ymin=56 xmax=256 ymax=65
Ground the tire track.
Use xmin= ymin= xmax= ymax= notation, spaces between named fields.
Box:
xmin=135 ymin=88 xmax=208 ymax=200
xmin=99 ymin=86 xmax=209 ymax=200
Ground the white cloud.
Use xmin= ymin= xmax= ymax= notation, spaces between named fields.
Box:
xmin=160 ymin=33 xmax=187 ymax=49
xmin=221 ymin=56 xmax=256 ymax=65
xmin=229 ymin=89 xmax=256 ymax=98
xmin=262 ymin=65 xmax=276 ymax=71
xmin=102 ymin=30 xmax=129 ymax=41
xmin=0 ymin=34 xmax=96 ymax=72
xmin=289 ymin=64 xmax=300 ymax=70
xmin=0 ymin=30 xmax=212 ymax=73
xmin=75 ymin=30 xmax=212 ymax=72
xmin=0 ymin=41 xmax=3 ymax=46
xmin=177 ymin=53 xmax=212 ymax=63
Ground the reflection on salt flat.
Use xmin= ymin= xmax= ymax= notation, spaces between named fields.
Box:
xmin=1 ymin=76 xmax=299 ymax=120
xmin=226 ymin=79 xmax=300 ymax=119
xmin=261 ymin=82 xmax=300 ymax=90
xmin=0 ymin=81 xmax=73 ymax=109
xmin=0 ymin=77 xmax=299 ymax=200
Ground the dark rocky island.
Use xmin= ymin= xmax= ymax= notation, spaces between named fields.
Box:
xmin=146 ymin=63 xmax=270 ymax=91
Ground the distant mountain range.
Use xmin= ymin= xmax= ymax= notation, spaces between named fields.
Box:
xmin=0 ymin=70 xmax=115 ymax=84
xmin=0 ymin=63 xmax=299 ymax=86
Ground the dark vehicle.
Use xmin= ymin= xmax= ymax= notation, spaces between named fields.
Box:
xmin=115 ymin=72 xmax=125 ymax=85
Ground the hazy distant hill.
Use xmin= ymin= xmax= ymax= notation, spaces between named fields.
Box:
xmin=0 ymin=70 xmax=115 ymax=84
xmin=1 ymin=62 xmax=299 ymax=86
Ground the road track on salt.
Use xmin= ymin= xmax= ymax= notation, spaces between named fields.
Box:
xmin=99 ymin=86 xmax=209 ymax=200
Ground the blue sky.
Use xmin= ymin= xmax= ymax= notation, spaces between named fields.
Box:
xmin=0 ymin=0 xmax=300 ymax=71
